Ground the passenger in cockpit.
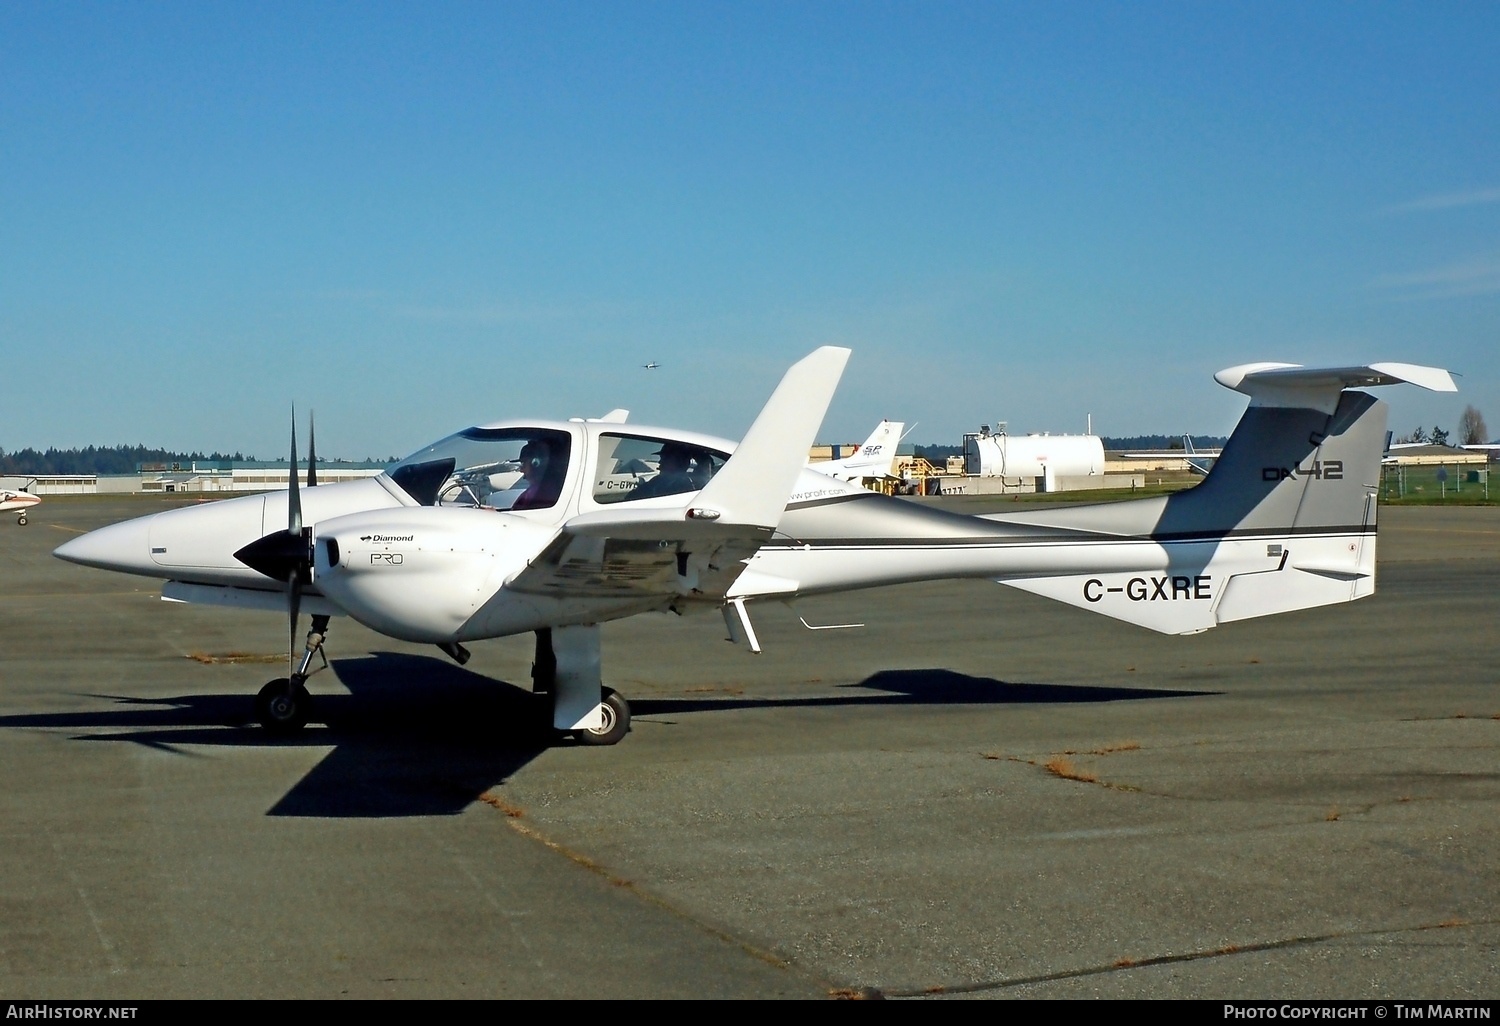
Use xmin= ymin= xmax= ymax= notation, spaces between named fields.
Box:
xmin=630 ymin=443 xmax=699 ymax=500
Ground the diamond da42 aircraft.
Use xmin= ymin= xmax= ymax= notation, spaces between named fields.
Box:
xmin=54 ymin=347 xmax=1455 ymax=745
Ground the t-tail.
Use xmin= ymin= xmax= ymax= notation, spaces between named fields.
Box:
xmin=809 ymin=419 xmax=905 ymax=481
xmin=991 ymin=362 xmax=1457 ymax=633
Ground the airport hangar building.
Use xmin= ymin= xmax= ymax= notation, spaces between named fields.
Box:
xmin=2 ymin=461 xmax=389 ymax=496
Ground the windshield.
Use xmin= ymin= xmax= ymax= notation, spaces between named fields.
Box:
xmin=387 ymin=427 xmax=573 ymax=511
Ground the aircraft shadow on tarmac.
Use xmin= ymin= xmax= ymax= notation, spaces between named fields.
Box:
xmin=0 ymin=652 xmax=1212 ymax=819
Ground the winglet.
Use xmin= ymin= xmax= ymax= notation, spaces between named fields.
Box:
xmin=691 ymin=346 xmax=851 ymax=528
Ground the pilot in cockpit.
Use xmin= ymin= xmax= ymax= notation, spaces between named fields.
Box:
xmin=508 ymin=438 xmax=565 ymax=510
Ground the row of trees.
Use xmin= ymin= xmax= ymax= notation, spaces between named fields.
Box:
xmin=0 ymin=446 xmax=254 ymax=477
xmin=1395 ymin=405 xmax=1489 ymax=447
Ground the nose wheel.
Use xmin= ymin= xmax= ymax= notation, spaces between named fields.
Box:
xmin=256 ymin=677 xmax=312 ymax=734
xmin=16 ymin=513 xmax=26 ymax=525
xmin=255 ymin=613 xmax=330 ymax=734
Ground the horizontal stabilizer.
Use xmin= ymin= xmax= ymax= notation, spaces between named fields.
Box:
xmin=1215 ymin=361 xmax=1457 ymax=413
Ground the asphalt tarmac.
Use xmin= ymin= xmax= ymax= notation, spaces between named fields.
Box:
xmin=2 ymin=495 xmax=1496 ymax=999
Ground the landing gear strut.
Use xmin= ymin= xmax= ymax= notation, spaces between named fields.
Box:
xmin=256 ymin=614 xmax=331 ymax=734
xmin=531 ymin=626 xmax=631 ymax=745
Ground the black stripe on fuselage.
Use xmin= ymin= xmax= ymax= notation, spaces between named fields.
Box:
xmin=761 ymin=524 xmax=1371 ymax=551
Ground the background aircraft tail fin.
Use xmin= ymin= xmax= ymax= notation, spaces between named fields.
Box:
xmin=811 ymin=419 xmax=904 ymax=480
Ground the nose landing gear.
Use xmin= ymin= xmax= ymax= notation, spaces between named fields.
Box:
xmin=256 ymin=614 xmax=330 ymax=734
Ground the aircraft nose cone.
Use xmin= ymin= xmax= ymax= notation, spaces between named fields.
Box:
xmin=53 ymin=515 xmax=157 ymax=575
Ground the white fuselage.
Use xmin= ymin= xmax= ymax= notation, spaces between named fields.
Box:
xmin=1 ymin=490 xmax=40 ymax=514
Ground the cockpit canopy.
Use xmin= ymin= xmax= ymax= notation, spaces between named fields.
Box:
xmin=387 ymin=427 xmax=572 ymax=510
xmin=386 ymin=425 xmax=729 ymax=511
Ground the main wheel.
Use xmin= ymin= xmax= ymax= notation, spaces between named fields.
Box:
xmin=16 ymin=514 xmax=26 ymax=526
xmin=573 ymin=687 xmax=630 ymax=746
xmin=256 ymin=677 xmax=311 ymax=734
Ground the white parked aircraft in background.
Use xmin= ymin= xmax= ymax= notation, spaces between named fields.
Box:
xmin=55 ymin=351 xmax=1455 ymax=746
xmin=1180 ymin=435 xmax=1220 ymax=475
xmin=1118 ymin=436 xmax=1222 ymax=476
xmin=809 ymin=419 xmax=905 ymax=483
xmin=2 ymin=486 xmax=40 ymax=525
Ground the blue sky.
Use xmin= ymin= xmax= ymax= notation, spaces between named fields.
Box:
xmin=3 ymin=2 xmax=1496 ymax=459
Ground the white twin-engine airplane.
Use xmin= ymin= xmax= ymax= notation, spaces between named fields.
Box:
xmin=54 ymin=349 xmax=1455 ymax=746
xmin=2 ymin=486 xmax=41 ymax=525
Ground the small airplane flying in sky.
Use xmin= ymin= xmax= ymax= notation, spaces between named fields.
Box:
xmin=55 ymin=351 xmax=1455 ymax=746
xmin=2 ymin=486 xmax=40 ymax=525
xmin=808 ymin=419 xmax=905 ymax=482
xmin=642 ymin=361 xmax=660 ymax=370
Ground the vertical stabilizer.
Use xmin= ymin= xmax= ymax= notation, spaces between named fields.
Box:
xmin=989 ymin=362 xmax=1453 ymax=633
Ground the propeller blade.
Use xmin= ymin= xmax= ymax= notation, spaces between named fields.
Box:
xmin=288 ymin=405 xmax=302 ymax=534
xmin=307 ymin=410 xmax=318 ymax=488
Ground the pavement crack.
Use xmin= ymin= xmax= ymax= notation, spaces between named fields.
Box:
xmin=877 ymin=918 xmax=1496 ymax=997
xmin=477 ymin=789 xmax=846 ymax=996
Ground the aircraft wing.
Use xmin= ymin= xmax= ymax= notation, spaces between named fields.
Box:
xmin=505 ymin=346 xmax=851 ymax=600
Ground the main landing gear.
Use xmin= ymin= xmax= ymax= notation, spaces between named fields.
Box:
xmin=256 ymin=614 xmax=330 ymax=734
xmin=532 ymin=627 xmax=631 ymax=746
xmin=16 ymin=513 xmax=27 ymax=526
xmin=582 ymin=688 xmax=631 ymax=747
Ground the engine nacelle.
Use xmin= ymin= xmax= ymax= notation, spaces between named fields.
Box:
xmin=313 ymin=507 xmax=554 ymax=642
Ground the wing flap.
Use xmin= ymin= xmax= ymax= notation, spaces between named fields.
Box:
xmin=507 ymin=527 xmax=766 ymax=599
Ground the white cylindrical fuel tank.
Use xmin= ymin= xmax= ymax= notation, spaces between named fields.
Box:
xmin=963 ymin=433 xmax=1104 ymax=480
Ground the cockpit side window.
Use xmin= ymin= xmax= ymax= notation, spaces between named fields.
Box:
xmin=592 ymin=434 xmax=727 ymax=505
xmin=387 ymin=427 xmax=573 ymax=510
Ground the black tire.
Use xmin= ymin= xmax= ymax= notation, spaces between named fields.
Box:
xmin=256 ymin=677 xmax=311 ymax=734
xmin=16 ymin=514 xmax=26 ymax=526
xmin=573 ymin=687 xmax=630 ymax=746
